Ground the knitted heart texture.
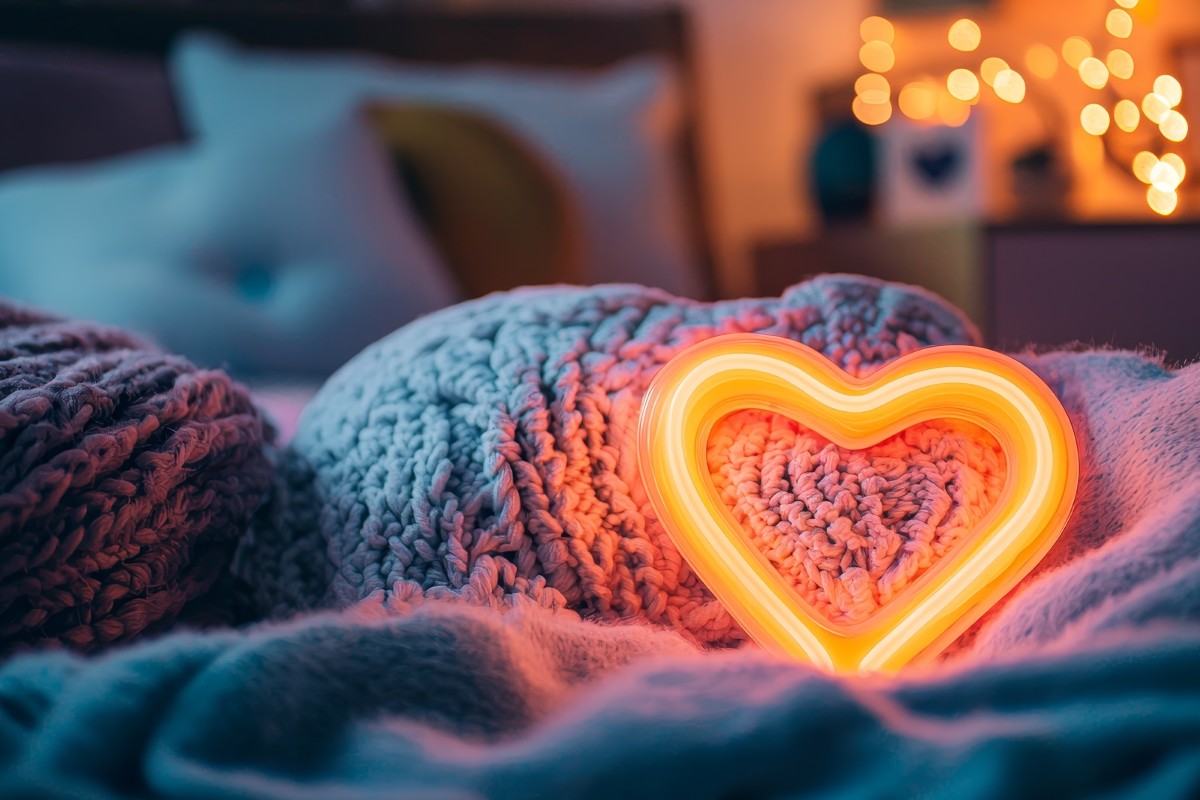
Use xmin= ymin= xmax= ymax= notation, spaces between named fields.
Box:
xmin=238 ymin=275 xmax=1001 ymax=646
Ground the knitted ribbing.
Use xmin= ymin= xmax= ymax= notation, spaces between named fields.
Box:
xmin=708 ymin=412 xmax=1005 ymax=624
xmin=240 ymin=276 xmax=981 ymax=645
xmin=0 ymin=301 xmax=274 ymax=653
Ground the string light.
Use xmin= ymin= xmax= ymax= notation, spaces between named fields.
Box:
xmin=1161 ymin=153 xmax=1187 ymax=183
xmin=1106 ymin=9 xmax=1133 ymax=39
xmin=948 ymin=19 xmax=982 ymax=52
xmin=947 ymin=68 xmax=981 ymax=103
xmin=1161 ymin=110 xmax=1189 ymax=142
xmin=1114 ymin=99 xmax=1141 ymax=132
xmin=1025 ymin=44 xmax=1059 ymax=79
xmin=1062 ymin=37 xmax=1093 ymax=70
xmin=938 ymin=91 xmax=972 ymax=127
xmin=980 ymin=57 xmax=1010 ymax=87
xmin=855 ymin=73 xmax=891 ymax=105
xmin=1081 ymin=104 xmax=1111 ymax=136
xmin=1106 ymin=49 xmax=1135 ymax=80
xmin=860 ymin=16 xmax=895 ymax=44
xmin=1154 ymin=75 xmax=1183 ymax=108
xmin=1133 ymin=151 xmax=1159 ymax=184
xmin=1079 ymin=57 xmax=1110 ymax=90
xmin=1114 ymin=0 xmax=1139 ymax=7
xmin=1147 ymin=186 xmax=1178 ymax=215
xmin=899 ymin=81 xmax=938 ymax=121
xmin=859 ymin=41 xmax=896 ymax=73
xmin=852 ymin=97 xmax=893 ymax=126
xmin=1143 ymin=92 xmax=1172 ymax=124
xmin=993 ymin=69 xmax=1027 ymax=104
xmin=1150 ymin=160 xmax=1183 ymax=192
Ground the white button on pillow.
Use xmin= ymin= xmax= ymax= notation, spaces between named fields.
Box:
xmin=0 ymin=115 xmax=458 ymax=377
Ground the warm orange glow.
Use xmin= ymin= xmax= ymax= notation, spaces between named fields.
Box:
xmin=1162 ymin=153 xmax=1187 ymax=183
xmin=852 ymin=97 xmax=893 ymax=126
xmin=1078 ymin=57 xmax=1110 ymax=90
xmin=993 ymin=69 xmax=1027 ymax=104
xmin=1154 ymin=74 xmax=1183 ymax=107
xmin=1133 ymin=151 xmax=1159 ymax=183
xmin=1147 ymin=186 xmax=1179 ymax=215
xmin=1150 ymin=160 xmax=1183 ymax=192
xmin=948 ymin=19 xmax=982 ymax=52
xmin=860 ymin=41 xmax=896 ymax=73
xmin=1115 ymin=0 xmax=1139 ymax=7
xmin=1143 ymin=92 xmax=1172 ymax=123
xmin=1025 ymin=44 xmax=1058 ymax=80
xmin=1062 ymin=37 xmax=1093 ymax=70
xmin=899 ymin=82 xmax=939 ymax=121
xmin=937 ymin=92 xmax=972 ymax=127
xmin=947 ymin=69 xmax=981 ymax=103
xmin=1115 ymin=99 xmax=1141 ymax=132
xmin=980 ymin=57 xmax=1009 ymax=87
xmin=1161 ymin=110 xmax=1189 ymax=142
xmin=1106 ymin=49 xmax=1135 ymax=80
xmin=855 ymin=73 xmax=891 ymax=105
xmin=860 ymin=15 xmax=895 ymax=45
xmin=638 ymin=335 xmax=1079 ymax=675
xmin=1106 ymin=8 xmax=1133 ymax=38
xmin=1081 ymin=104 xmax=1111 ymax=136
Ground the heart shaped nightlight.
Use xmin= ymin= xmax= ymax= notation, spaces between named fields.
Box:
xmin=638 ymin=334 xmax=1078 ymax=674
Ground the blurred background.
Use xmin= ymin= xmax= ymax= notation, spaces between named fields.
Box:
xmin=1 ymin=0 xmax=1199 ymax=394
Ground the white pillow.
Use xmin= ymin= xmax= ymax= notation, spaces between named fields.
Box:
xmin=170 ymin=33 xmax=702 ymax=297
xmin=0 ymin=115 xmax=458 ymax=377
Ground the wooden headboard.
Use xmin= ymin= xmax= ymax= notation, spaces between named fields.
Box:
xmin=0 ymin=0 xmax=716 ymax=297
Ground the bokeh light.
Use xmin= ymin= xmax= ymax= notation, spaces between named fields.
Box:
xmin=1106 ymin=9 xmax=1133 ymax=39
xmin=852 ymin=97 xmax=893 ymax=126
xmin=1150 ymin=160 xmax=1183 ymax=192
xmin=1081 ymin=104 xmax=1111 ymax=136
xmin=860 ymin=41 xmax=896 ymax=73
xmin=1161 ymin=110 xmax=1189 ymax=142
xmin=855 ymin=73 xmax=891 ymax=105
xmin=899 ymin=82 xmax=938 ymax=121
xmin=1062 ymin=37 xmax=1093 ymax=70
xmin=1115 ymin=0 xmax=1139 ymax=7
xmin=1115 ymin=99 xmax=1141 ymax=132
xmin=860 ymin=16 xmax=895 ymax=44
xmin=1154 ymin=74 xmax=1183 ymax=107
xmin=1147 ymin=186 xmax=1179 ymax=216
xmin=1025 ymin=44 xmax=1059 ymax=80
xmin=1106 ymin=49 xmax=1135 ymax=80
xmin=981 ymin=57 xmax=1010 ymax=87
xmin=1161 ymin=153 xmax=1187 ymax=183
xmin=947 ymin=68 xmax=981 ymax=103
xmin=1133 ymin=151 xmax=1159 ymax=184
xmin=993 ymin=69 xmax=1027 ymax=103
xmin=948 ymin=19 xmax=982 ymax=52
xmin=937 ymin=92 xmax=972 ymax=127
xmin=1079 ymin=57 xmax=1110 ymax=90
xmin=1143 ymin=92 xmax=1172 ymax=124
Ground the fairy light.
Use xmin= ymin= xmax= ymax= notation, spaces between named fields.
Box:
xmin=1133 ymin=151 xmax=1159 ymax=183
xmin=1150 ymin=160 xmax=1183 ymax=192
xmin=1114 ymin=99 xmax=1141 ymax=132
xmin=855 ymin=73 xmax=892 ymax=105
xmin=1106 ymin=49 xmax=1135 ymax=81
xmin=1161 ymin=153 xmax=1187 ymax=183
xmin=948 ymin=19 xmax=982 ymax=52
xmin=860 ymin=41 xmax=896 ymax=73
xmin=937 ymin=91 xmax=972 ymax=127
xmin=852 ymin=97 xmax=893 ymax=126
xmin=1080 ymin=104 xmax=1111 ymax=136
xmin=993 ymin=69 xmax=1027 ymax=104
xmin=1079 ymin=57 xmax=1110 ymax=90
xmin=899 ymin=81 xmax=939 ymax=121
xmin=1025 ymin=44 xmax=1059 ymax=79
xmin=860 ymin=16 xmax=895 ymax=44
xmin=947 ymin=69 xmax=981 ymax=103
xmin=1154 ymin=75 xmax=1183 ymax=108
xmin=1106 ymin=9 xmax=1133 ymax=39
xmin=1114 ymin=0 xmax=1139 ymax=7
xmin=1062 ymin=37 xmax=1093 ymax=70
xmin=1147 ymin=186 xmax=1179 ymax=215
xmin=980 ymin=57 xmax=1009 ymax=87
xmin=1143 ymin=92 xmax=1172 ymax=124
xmin=1160 ymin=110 xmax=1189 ymax=142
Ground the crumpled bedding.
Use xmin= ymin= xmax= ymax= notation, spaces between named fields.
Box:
xmin=5 ymin=276 xmax=1200 ymax=797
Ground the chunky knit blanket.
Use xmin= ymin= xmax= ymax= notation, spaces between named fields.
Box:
xmin=0 ymin=302 xmax=273 ymax=654
xmin=5 ymin=275 xmax=1200 ymax=798
xmin=236 ymin=276 xmax=984 ymax=642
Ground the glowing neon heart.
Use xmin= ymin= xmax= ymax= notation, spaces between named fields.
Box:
xmin=637 ymin=334 xmax=1078 ymax=674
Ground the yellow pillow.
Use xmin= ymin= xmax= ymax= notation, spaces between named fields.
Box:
xmin=367 ymin=104 xmax=582 ymax=297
